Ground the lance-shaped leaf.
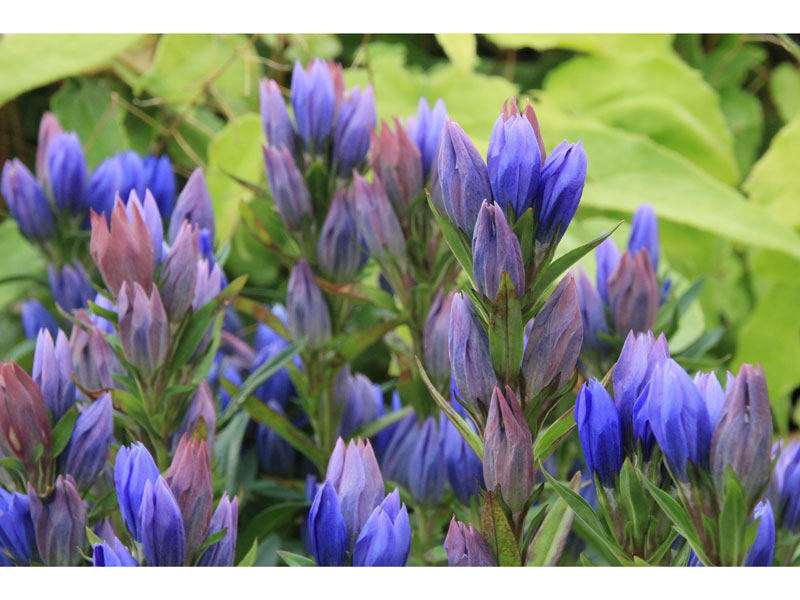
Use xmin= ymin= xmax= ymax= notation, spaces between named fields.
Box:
xmin=481 ymin=490 xmax=521 ymax=566
xmin=527 ymin=472 xmax=581 ymax=566
xmin=488 ymin=272 xmax=524 ymax=385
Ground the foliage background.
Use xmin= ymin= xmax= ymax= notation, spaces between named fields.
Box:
xmin=0 ymin=32 xmax=799 ymax=431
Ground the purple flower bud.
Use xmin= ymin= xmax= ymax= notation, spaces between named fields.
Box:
xmin=769 ymin=441 xmax=800 ymax=532
xmin=535 ymin=140 xmax=587 ymax=245
xmin=92 ymin=537 xmax=138 ymax=567
xmin=423 ymin=289 xmax=456 ymax=391
xmin=160 ymin=221 xmax=200 ymax=322
xmin=351 ymin=173 xmax=406 ymax=262
xmin=35 ymin=112 xmax=64 ymax=186
xmin=472 ymin=200 xmax=525 ymax=301
xmin=139 ymin=476 xmax=186 ymax=566
xmin=448 ymin=293 xmax=497 ymax=417
xmin=487 ymin=98 xmax=544 ymax=216
xmin=744 ymin=500 xmax=775 ymax=566
xmin=256 ymin=402 xmax=297 ymax=477
xmin=353 ymin=489 xmax=411 ymax=566
xmin=444 ymin=516 xmax=496 ymax=566
xmin=86 ymin=156 xmax=126 ymax=219
xmin=28 ymin=475 xmax=87 ymax=565
xmin=442 ymin=399 xmax=485 ymax=504
xmin=710 ymin=364 xmax=772 ymax=508
xmin=117 ymin=281 xmax=169 ymax=375
xmin=33 ymin=328 xmax=74 ymax=420
xmin=595 ymin=239 xmax=621 ymax=305
xmin=253 ymin=335 xmax=300 ymax=406
xmin=408 ymin=415 xmax=445 ymax=506
xmin=0 ymin=361 xmax=52 ymax=474
xmin=483 ymin=385 xmax=536 ymax=513
xmin=575 ymin=379 xmax=625 ymax=488
xmin=263 ymin=145 xmax=313 ymax=233
xmin=21 ymin=300 xmax=58 ymax=340
xmin=317 ymin=189 xmax=365 ymax=281
xmin=47 ymin=261 xmax=94 ymax=312
xmin=118 ymin=151 xmax=146 ymax=201
xmin=69 ymin=310 xmax=121 ymax=392
xmin=143 ymin=155 xmax=176 ymax=220
xmin=173 ymin=380 xmax=216 ymax=456
xmin=378 ymin=394 xmax=420 ymax=486
xmin=260 ymin=78 xmax=297 ymax=156
xmin=308 ymin=481 xmax=348 ymax=566
xmin=406 ymin=97 xmax=448 ymax=181
xmin=334 ymin=85 xmax=376 ymax=176
xmin=114 ymin=442 xmax=160 ymax=541
xmin=607 ymin=249 xmax=659 ymax=336
xmin=291 ymin=59 xmax=336 ymax=154
xmin=694 ymin=371 xmax=725 ymax=428
xmin=612 ymin=331 xmax=670 ymax=428
xmin=628 ymin=204 xmax=659 ymax=273
xmin=197 ymin=493 xmax=239 ymax=567
xmin=0 ymin=490 xmax=39 ymax=565
xmin=168 ymin=168 xmax=215 ymax=244
xmin=369 ymin=118 xmax=423 ymax=216
xmin=126 ymin=190 xmax=165 ymax=267
xmin=437 ymin=119 xmax=492 ymax=233
xmin=522 ymin=274 xmax=583 ymax=400
xmin=1 ymin=159 xmax=55 ymax=241
xmin=336 ymin=370 xmax=385 ymax=438
xmin=575 ymin=266 xmax=608 ymax=354
xmin=326 ymin=437 xmax=385 ymax=547
xmin=90 ymin=197 xmax=155 ymax=296
xmin=166 ymin=435 xmax=213 ymax=558
xmin=193 ymin=258 xmax=223 ymax=311
xmin=286 ymin=259 xmax=331 ymax=350
xmin=46 ymin=132 xmax=87 ymax=214
xmin=64 ymin=393 xmax=113 ymax=490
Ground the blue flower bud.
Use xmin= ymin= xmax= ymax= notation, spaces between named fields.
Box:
xmin=255 ymin=304 xmax=288 ymax=350
xmin=143 ymin=155 xmax=176 ymax=220
xmin=336 ymin=369 xmax=385 ymax=438
xmin=197 ymin=493 xmax=239 ymax=567
xmin=487 ymin=98 xmax=543 ymax=217
xmin=595 ymin=239 xmax=621 ymax=305
xmin=263 ymin=144 xmax=313 ymax=234
xmin=173 ymin=380 xmax=216 ymax=456
xmin=139 ymin=476 xmax=186 ymax=566
xmin=64 ymin=393 xmax=113 ymax=491
xmin=408 ymin=416 xmax=445 ymax=506
xmin=442 ymin=397 xmax=484 ymax=504
xmin=612 ymin=331 xmax=670 ymax=428
xmin=114 ymin=442 xmax=160 ymax=541
xmin=472 ymin=200 xmax=525 ymax=301
xmin=647 ymin=359 xmax=713 ymax=482
xmin=607 ymin=249 xmax=659 ymax=336
xmin=35 ymin=112 xmax=64 ymax=187
xmin=333 ymin=85 xmax=376 ymax=176
xmin=118 ymin=151 xmax=146 ymax=201
xmin=317 ymin=189 xmax=364 ymax=281
xmin=0 ymin=490 xmax=39 ymax=565
xmin=745 ymin=500 xmax=775 ymax=567
xmin=166 ymin=435 xmax=213 ymax=558
xmin=575 ymin=379 xmax=625 ymax=488
xmin=351 ymin=173 xmax=406 ymax=262
xmin=575 ymin=266 xmax=609 ymax=354
xmin=448 ymin=293 xmax=497 ymax=417
xmin=444 ymin=516 xmax=496 ymax=566
xmin=47 ymin=261 xmax=94 ymax=312
xmin=353 ymin=489 xmax=411 ymax=566
xmin=769 ymin=441 xmax=800 ymax=531
xmin=260 ymin=78 xmax=297 ymax=157
xmin=2 ymin=159 xmax=55 ymax=241
xmin=628 ymin=204 xmax=659 ymax=272
xmin=86 ymin=156 xmax=125 ymax=219
xmin=286 ymin=259 xmax=331 ymax=350
xmin=710 ymin=364 xmax=772 ymax=509
xmin=423 ymin=289 xmax=456 ymax=391
xmin=535 ymin=140 xmax=587 ymax=246
xmin=291 ymin=59 xmax=336 ymax=154
xmin=126 ymin=190 xmax=165 ymax=267
xmin=694 ymin=371 xmax=725 ymax=428
xmin=33 ymin=328 xmax=75 ymax=420
xmin=21 ymin=300 xmax=58 ymax=340
xmin=256 ymin=402 xmax=297 ymax=477
xmin=69 ymin=310 xmax=121 ymax=391
xmin=378 ymin=394 xmax=420 ymax=487
xmin=117 ymin=282 xmax=169 ymax=375
xmin=308 ymin=481 xmax=348 ymax=566
xmin=437 ymin=119 xmax=492 ymax=234
xmin=92 ymin=537 xmax=138 ymax=567
xmin=253 ymin=335 xmax=299 ymax=407
xmin=46 ymin=132 xmax=87 ymax=214
xmin=406 ymin=97 xmax=448 ymax=181
xmin=160 ymin=221 xmax=200 ymax=322
xmin=28 ymin=475 xmax=87 ymax=565
xmin=370 ymin=118 xmax=423 ymax=217
xmin=168 ymin=169 xmax=215 ymax=244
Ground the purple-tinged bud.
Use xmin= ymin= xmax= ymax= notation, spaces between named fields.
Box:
xmin=117 ymin=281 xmax=169 ymax=375
xmin=487 ymin=98 xmax=543 ymax=216
xmin=334 ymin=85 xmax=376 ymax=176
xmin=92 ymin=537 xmax=138 ymax=567
xmin=370 ymin=118 xmax=423 ymax=217
xmin=429 ymin=151 xmax=446 ymax=216
xmin=472 ymin=200 xmax=525 ymax=301
xmin=308 ymin=481 xmax=348 ymax=566
xmin=86 ymin=156 xmax=125 ymax=219
xmin=166 ymin=435 xmax=213 ymax=558
xmin=256 ymin=403 xmax=297 ymax=477
xmin=647 ymin=359 xmax=713 ymax=482
xmin=126 ymin=190 xmax=165 ymax=267
xmin=442 ymin=398 xmax=485 ymax=504
xmin=336 ymin=370 xmax=385 ymax=438
xmin=744 ymin=500 xmax=775 ymax=567
xmin=263 ymin=144 xmax=313 ymax=234
xmin=21 ymin=300 xmax=58 ymax=340
xmin=353 ymin=489 xmax=411 ymax=567
xmin=28 ymin=475 xmax=87 ymax=566
xmin=423 ymin=289 xmax=456 ymax=391
xmin=408 ymin=415 xmax=445 ymax=506
xmin=173 ymin=380 xmax=216 ymax=456
xmin=63 ymin=393 xmax=113 ymax=490
xmin=694 ymin=371 xmax=725 ymax=428
xmin=1 ymin=159 xmax=55 ymax=241
xmin=69 ymin=310 xmax=121 ymax=392
xmin=46 ymin=132 xmax=87 ymax=213
xmin=595 ymin=239 xmax=621 ymax=305
xmin=114 ymin=442 xmax=160 ymax=541
xmin=406 ymin=97 xmax=448 ymax=181
xmin=612 ymin=331 xmax=670 ymax=428
xmin=286 ymin=259 xmax=331 ymax=350
xmin=168 ymin=168 xmax=215 ymax=244
xmin=628 ymin=204 xmax=659 ymax=272
xmin=48 ymin=261 xmax=94 ymax=312
xmin=351 ymin=173 xmax=406 ymax=262
xmin=0 ymin=361 xmax=52 ymax=474
xmin=291 ymin=59 xmax=336 ymax=154
xmin=317 ymin=189 xmax=364 ymax=281
xmin=437 ymin=119 xmax=492 ymax=233
xmin=607 ymin=249 xmax=659 ymax=336
xmin=710 ymin=364 xmax=772 ymax=509
xmin=160 ymin=221 xmax=200 ymax=322
xmin=448 ymin=293 xmax=497 ymax=417
xmin=35 ymin=112 xmax=64 ymax=186
xmin=575 ymin=266 xmax=608 ymax=354
xmin=118 ymin=151 xmax=146 ymax=201
xmin=444 ymin=516 xmax=496 ymax=567
xmin=326 ymin=437 xmax=385 ymax=547
xmin=522 ymin=274 xmax=583 ymax=400
xmin=575 ymin=379 xmax=625 ymax=488
xmin=143 ymin=155 xmax=176 ymax=220
xmin=260 ymin=78 xmax=297 ymax=156
xmin=139 ymin=476 xmax=186 ymax=566
xmin=0 ymin=490 xmax=39 ymax=565
xmin=197 ymin=493 xmax=239 ymax=567
xmin=483 ymin=385 xmax=536 ymax=512
xmin=535 ymin=140 xmax=587 ymax=245
xmin=193 ymin=258 xmax=223 ymax=311
xmin=90 ymin=197 xmax=155 ymax=296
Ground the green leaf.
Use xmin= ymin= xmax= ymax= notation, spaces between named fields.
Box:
xmin=334 ymin=318 xmax=405 ymax=366
xmin=276 ymin=550 xmax=316 ymax=567
xmin=769 ymin=62 xmax=800 ymax=123
xmin=0 ymin=222 xmax=45 ymax=310
xmin=484 ymin=34 xmax=674 ymax=57
xmin=233 ymin=297 xmax=290 ymax=339
xmin=719 ymin=468 xmax=749 ymax=566
xmin=51 ymin=407 xmax=79 ymax=459
xmin=236 ymin=539 xmax=259 ymax=567
xmin=618 ymin=460 xmax=650 ymax=551
xmin=350 ymin=406 xmax=413 ymax=440
xmin=533 ymin=406 xmax=576 ymax=462
xmin=527 ymin=472 xmax=580 ymax=566
xmin=720 ymin=88 xmax=764 ymax=177
xmin=481 ymin=491 xmax=521 ymax=566
xmin=427 ymin=193 xmax=474 ymax=283
xmin=239 ymin=502 xmax=308 ymax=558
xmin=316 ymin=279 xmax=399 ymax=313
xmin=435 ymin=34 xmax=478 ymax=71
xmin=488 ymin=272 xmax=524 ymax=384
xmin=194 ymin=528 xmax=227 ymax=558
